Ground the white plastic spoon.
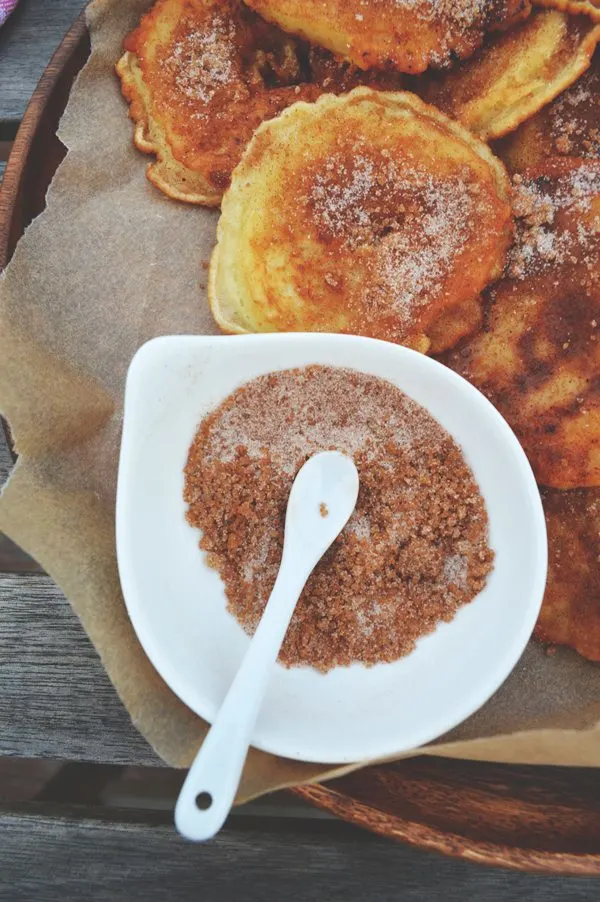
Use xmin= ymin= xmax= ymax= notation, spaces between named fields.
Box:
xmin=175 ymin=450 xmax=360 ymax=842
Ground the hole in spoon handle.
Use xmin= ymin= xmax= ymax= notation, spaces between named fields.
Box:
xmin=175 ymin=747 xmax=242 ymax=842
xmin=195 ymin=792 xmax=213 ymax=811
xmin=174 ymin=695 xmax=255 ymax=842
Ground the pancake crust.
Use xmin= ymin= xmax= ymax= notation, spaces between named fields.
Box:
xmin=427 ymin=296 xmax=484 ymax=355
xmin=209 ymin=89 xmax=513 ymax=351
xmin=499 ymin=50 xmax=599 ymax=169
xmin=534 ymin=0 xmax=600 ymax=21
xmin=447 ymin=159 xmax=600 ymax=489
xmin=116 ymin=0 xmax=401 ymax=205
xmin=536 ymin=487 xmax=600 ymax=661
xmin=243 ymin=0 xmax=531 ymax=73
xmin=423 ymin=10 xmax=600 ymax=140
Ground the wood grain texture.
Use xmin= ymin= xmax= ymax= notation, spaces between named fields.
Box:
xmin=1 ymin=570 xmax=600 ymax=874
xmin=0 ymin=572 xmax=160 ymax=764
xmin=3 ymin=806 xmax=600 ymax=902
xmin=0 ymin=10 xmax=89 ymax=271
xmin=298 ymin=764 xmax=600 ymax=876
xmin=3 ymin=3 xmax=600 ymax=880
xmin=0 ymin=0 xmax=88 ymax=122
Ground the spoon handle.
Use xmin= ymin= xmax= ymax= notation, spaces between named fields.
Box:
xmin=175 ymin=558 xmax=309 ymax=842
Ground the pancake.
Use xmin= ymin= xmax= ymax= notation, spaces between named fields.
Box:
xmin=499 ymin=50 xmax=600 ymax=169
xmin=427 ymin=296 xmax=484 ymax=355
xmin=423 ymin=10 xmax=600 ymax=140
xmin=447 ymin=158 xmax=600 ymax=489
xmin=116 ymin=0 xmax=401 ymax=205
xmin=209 ymin=89 xmax=513 ymax=351
xmin=536 ymin=487 xmax=600 ymax=661
xmin=243 ymin=0 xmax=531 ymax=74
xmin=533 ymin=0 xmax=600 ymax=21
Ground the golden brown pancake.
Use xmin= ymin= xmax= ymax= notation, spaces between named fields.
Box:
xmin=427 ymin=296 xmax=484 ymax=355
xmin=447 ymin=158 xmax=600 ymax=489
xmin=423 ymin=10 xmax=600 ymax=140
xmin=499 ymin=50 xmax=600 ymax=169
xmin=243 ymin=0 xmax=531 ymax=73
xmin=534 ymin=0 xmax=600 ymax=22
xmin=536 ymin=487 xmax=600 ymax=661
xmin=116 ymin=0 xmax=401 ymax=205
xmin=209 ymin=89 xmax=513 ymax=351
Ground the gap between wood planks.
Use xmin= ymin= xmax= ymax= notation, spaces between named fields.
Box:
xmin=0 ymin=572 xmax=331 ymax=819
xmin=0 ymin=759 xmax=328 ymax=819
xmin=0 ymin=138 xmax=13 ymax=181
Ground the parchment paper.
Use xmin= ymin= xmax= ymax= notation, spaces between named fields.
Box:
xmin=0 ymin=0 xmax=599 ymax=801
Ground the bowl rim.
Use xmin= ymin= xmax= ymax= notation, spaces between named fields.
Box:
xmin=116 ymin=332 xmax=548 ymax=764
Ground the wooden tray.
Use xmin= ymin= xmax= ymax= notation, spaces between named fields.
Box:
xmin=1 ymin=13 xmax=599 ymax=876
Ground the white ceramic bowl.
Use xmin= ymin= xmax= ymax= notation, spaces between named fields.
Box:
xmin=116 ymin=333 xmax=547 ymax=764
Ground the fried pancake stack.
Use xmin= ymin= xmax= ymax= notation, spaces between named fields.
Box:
xmin=500 ymin=48 xmax=599 ymax=168
xmin=117 ymin=0 xmax=600 ymax=662
xmin=243 ymin=0 xmax=531 ymax=73
xmin=535 ymin=0 xmax=600 ymax=20
xmin=448 ymin=159 xmax=600 ymax=490
xmin=117 ymin=0 xmax=402 ymax=204
xmin=422 ymin=9 xmax=600 ymax=140
xmin=210 ymin=89 xmax=512 ymax=350
xmin=447 ymin=158 xmax=600 ymax=661
xmin=537 ymin=488 xmax=600 ymax=662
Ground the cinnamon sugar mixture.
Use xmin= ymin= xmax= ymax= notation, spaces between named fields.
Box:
xmin=184 ymin=366 xmax=494 ymax=671
xmin=545 ymin=69 xmax=600 ymax=160
xmin=166 ymin=15 xmax=237 ymax=106
xmin=304 ymin=149 xmax=491 ymax=339
xmin=508 ymin=164 xmax=600 ymax=280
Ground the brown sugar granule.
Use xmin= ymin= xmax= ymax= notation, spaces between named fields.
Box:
xmin=507 ymin=163 xmax=600 ymax=280
xmin=184 ymin=366 xmax=494 ymax=672
xmin=546 ymin=69 xmax=600 ymax=161
xmin=303 ymin=147 xmax=490 ymax=340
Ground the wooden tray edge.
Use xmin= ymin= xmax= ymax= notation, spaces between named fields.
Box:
xmin=0 ymin=11 xmax=89 ymax=463
xmin=0 ymin=10 xmax=89 ymax=272
xmin=294 ymin=782 xmax=600 ymax=876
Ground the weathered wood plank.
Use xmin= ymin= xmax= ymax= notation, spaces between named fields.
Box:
xmin=0 ymin=572 xmax=161 ymax=764
xmin=0 ymin=0 xmax=88 ymax=122
xmin=2 ymin=806 xmax=600 ymax=901
xmin=0 ymin=759 xmax=60 ymax=801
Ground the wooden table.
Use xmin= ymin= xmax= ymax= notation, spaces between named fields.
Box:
xmin=1 ymin=2 xmax=600 ymax=897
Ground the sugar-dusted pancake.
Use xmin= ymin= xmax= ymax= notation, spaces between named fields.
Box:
xmin=116 ymin=0 xmax=401 ymax=205
xmin=448 ymin=159 xmax=600 ymax=488
xmin=534 ymin=0 xmax=600 ymax=22
xmin=423 ymin=10 xmax=600 ymax=140
xmin=209 ymin=89 xmax=513 ymax=351
xmin=243 ymin=0 xmax=531 ymax=73
xmin=536 ymin=487 xmax=600 ymax=661
xmin=499 ymin=50 xmax=599 ymax=169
